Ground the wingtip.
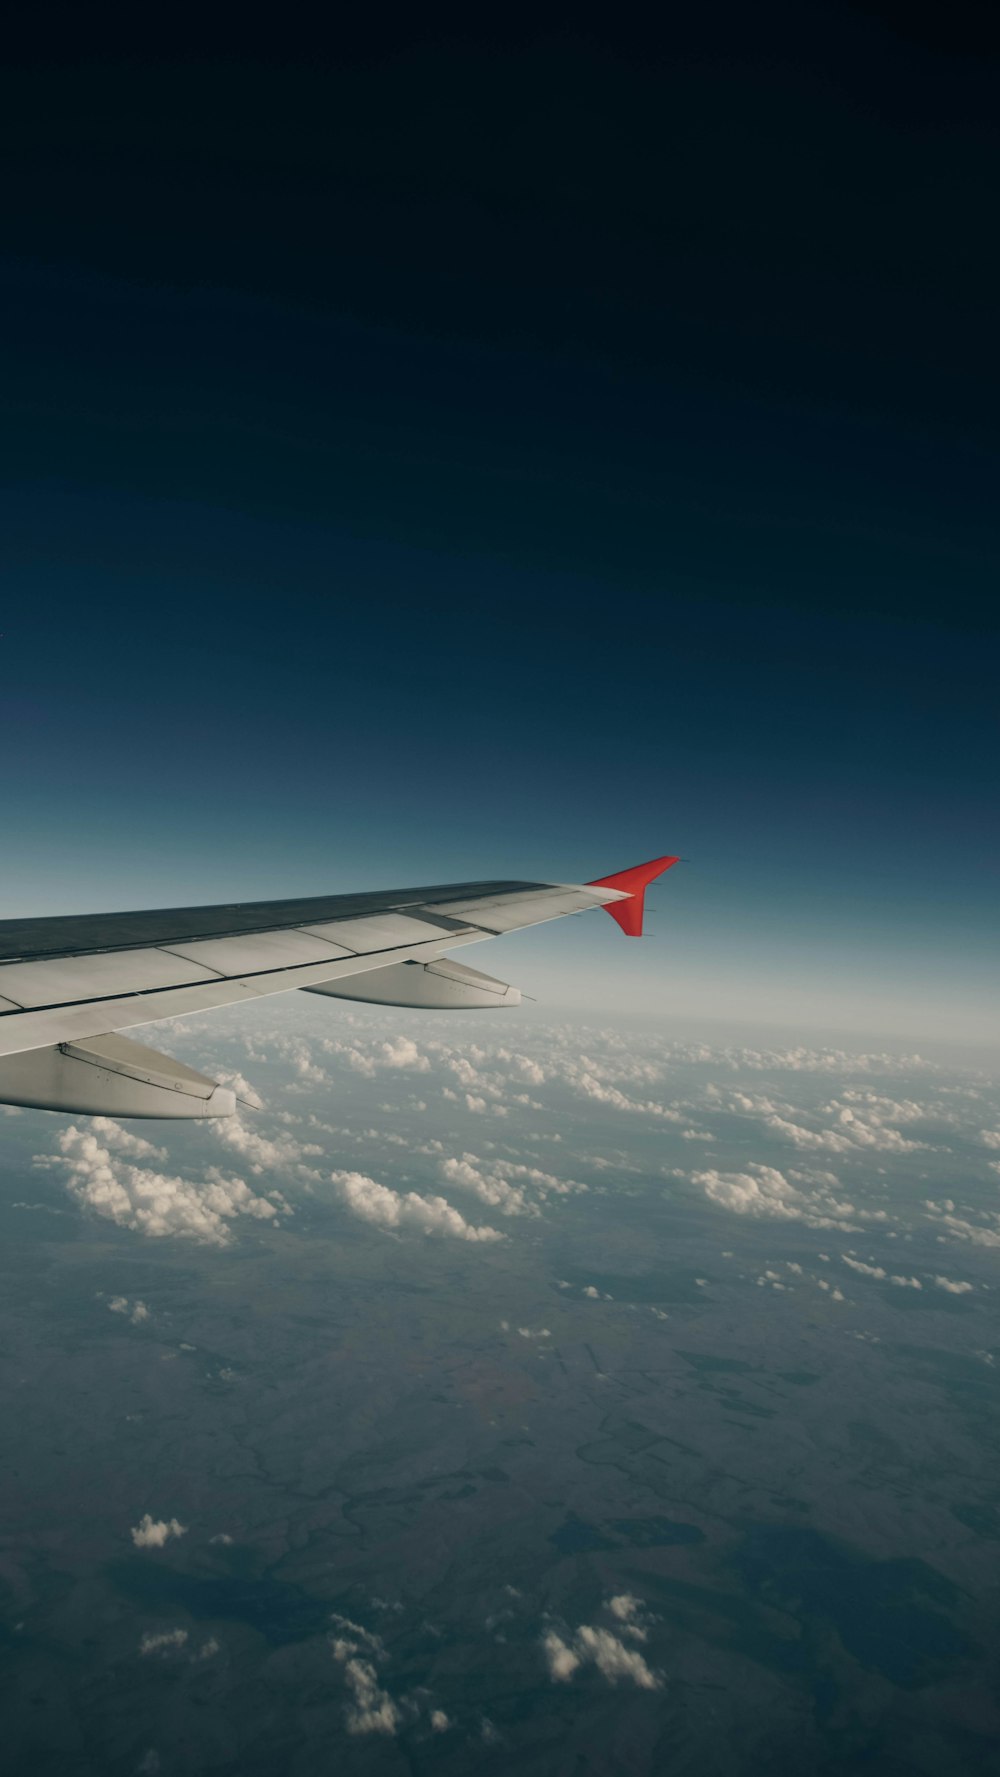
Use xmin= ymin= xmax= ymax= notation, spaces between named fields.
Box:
xmin=587 ymin=854 xmax=680 ymax=937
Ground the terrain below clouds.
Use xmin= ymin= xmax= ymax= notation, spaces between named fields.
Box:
xmin=2 ymin=1003 xmax=998 ymax=1774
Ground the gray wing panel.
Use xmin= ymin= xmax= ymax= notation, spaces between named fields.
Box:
xmin=0 ymin=880 xmax=621 ymax=1064
xmin=0 ymin=881 xmax=540 ymax=964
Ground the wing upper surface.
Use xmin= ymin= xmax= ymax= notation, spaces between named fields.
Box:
xmin=0 ymin=878 xmax=622 ymax=1060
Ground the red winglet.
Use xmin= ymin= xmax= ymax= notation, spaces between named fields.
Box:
xmin=587 ymin=855 xmax=680 ymax=937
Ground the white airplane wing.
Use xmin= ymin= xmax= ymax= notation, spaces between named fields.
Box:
xmin=0 ymin=857 xmax=678 ymax=1118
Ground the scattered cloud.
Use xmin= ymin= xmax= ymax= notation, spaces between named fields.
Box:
xmin=542 ymin=1601 xmax=660 ymax=1690
xmin=607 ymin=1594 xmax=651 ymax=1640
xmin=210 ymin=1115 xmax=322 ymax=1179
xmin=336 ymin=1655 xmax=401 ymax=1736
xmin=108 ymin=1295 xmax=150 ymax=1324
xmin=38 ymin=1121 xmax=288 ymax=1246
xmin=139 ymin=1628 xmax=188 ymax=1656
xmin=331 ymin=1171 xmax=503 ymax=1242
xmin=131 ymin=1515 xmax=187 ymax=1550
xmin=692 ymin=1163 xmax=862 ymax=1230
xmin=841 ymin=1256 xmax=922 ymax=1288
xmin=933 ymin=1275 xmax=975 ymax=1294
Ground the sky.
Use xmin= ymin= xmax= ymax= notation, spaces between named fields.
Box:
xmin=1 ymin=5 xmax=997 ymax=1046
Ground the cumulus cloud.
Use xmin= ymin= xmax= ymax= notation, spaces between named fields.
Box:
xmin=338 ymin=1656 xmax=401 ymax=1736
xmin=924 ymin=1204 xmax=1000 ymax=1248
xmin=841 ymin=1257 xmax=888 ymax=1280
xmin=763 ymin=1110 xmax=924 ymax=1156
xmin=139 ymin=1628 xmax=188 ymax=1655
xmin=430 ymin=1709 xmax=450 ymax=1732
xmin=438 ymin=1152 xmax=585 ymax=1218
xmin=841 ymin=1255 xmax=922 ymax=1288
xmin=607 ymin=1594 xmax=649 ymax=1640
xmin=39 ymin=1122 xmax=288 ymax=1246
xmin=332 ymin=1171 xmax=503 ymax=1242
xmin=439 ymin=1154 xmax=536 ymax=1216
xmin=214 ymin=1069 xmax=265 ymax=1109
xmin=566 ymin=1067 xmax=682 ymax=1121
xmin=542 ymin=1604 xmax=660 ymax=1689
xmin=933 ymin=1275 xmax=975 ymax=1294
xmin=131 ymin=1515 xmax=187 ymax=1549
xmin=329 ymin=1614 xmax=404 ymax=1737
xmin=575 ymin=1625 xmax=660 ymax=1686
xmin=108 ymin=1295 xmax=150 ymax=1324
xmin=338 ymin=1035 xmax=431 ymax=1078
xmin=542 ymin=1629 xmax=581 ymax=1681
xmin=692 ymin=1163 xmax=862 ymax=1230
xmin=210 ymin=1114 xmax=321 ymax=1179
xmin=378 ymin=1037 xmax=430 ymax=1073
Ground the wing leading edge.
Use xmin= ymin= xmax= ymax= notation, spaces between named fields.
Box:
xmin=0 ymin=857 xmax=678 ymax=1116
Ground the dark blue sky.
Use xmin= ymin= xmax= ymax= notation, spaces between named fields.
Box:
xmin=1 ymin=5 xmax=996 ymax=1041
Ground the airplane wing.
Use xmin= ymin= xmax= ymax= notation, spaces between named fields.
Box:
xmin=0 ymin=856 xmax=678 ymax=1118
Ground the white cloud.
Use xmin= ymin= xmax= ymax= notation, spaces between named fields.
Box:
xmin=210 ymin=1114 xmax=322 ymax=1179
xmin=337 ymin=1035 xmax=431 ymax=1078
xmin=430 ymin=1709 xmax=450 ymax=1732
xmin=575 ymin=1625 xmax=660 ymax=1687
xmin=330 ymin=1616 xmax=401 ymax=1736
xmin=108 ymin=1295 xmax=150 ymax=1324
xmin=607 ymin=1594 xmax=649 ymax=1640
xmin=131 ymin=1515 xmax=187 ymax=1549
xmin=980 ymin=1130 xmax=1000 ymax=1150
xmin=692 ymin=1164 xmax=861 ymax=1230
xmin=542 ymin=1629 xmax=581 ymax=1681
xmin=842 ymin=1255 xmax=922 ymax=1288
xmin=516 ymin=1327 xmax=551 ymax=1340
xmin=378 ymin=1037 xmax=431 ymax=1073
xmin=329 ymin=1615 xmax=386 ymax=1659
xmin=566 ymin=1069 xmax=683 ymax=1121
xmin=139 ymin=1628 xmax=188 ymax=1655
xmin=215 ymin=1070 xmax=265 ymax=1108
xmin=438 ymin=1151 xmax=585 ymax=1218
xmin=764 ymin=1111 xmax=924 ymax=1156
xmin=331 ymin=1171 xmax=503 ymax=1243
xmin=339 ymin=1657 xmax=401 ymax=1736
xmin=542 ymin=1607 xmax=660 ymax=1689
xmin=439 ymin=1155 xmax=535 ymax=1217
xmin=193 ymin=1637 xmax=220 ymax=1661
xmin=39 ymin=1122 xmax=287 ymax=1247
xmin=842 ymin=1256 xmax=887 ymax=1280
xmin=933 ymin=1275 xmax=975 ymax=1294
xmin=925 ymin=1206 xmax=1000 ymax=1248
